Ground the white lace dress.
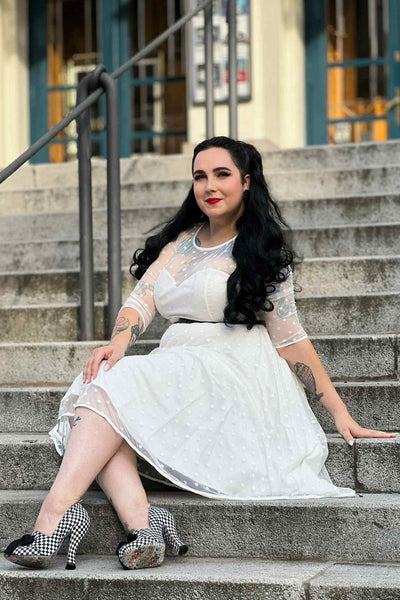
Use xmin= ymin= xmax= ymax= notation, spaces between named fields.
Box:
xmin=49 ymin=222 xmax=356 ymax=500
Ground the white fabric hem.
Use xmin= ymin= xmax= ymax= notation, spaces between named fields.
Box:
xmin=273 ymin=334 xmax=309 ymax=349
xmin=49 ymin=395 xmax=357 ymax=502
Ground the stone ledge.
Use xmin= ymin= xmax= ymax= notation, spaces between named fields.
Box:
xmin=0 ymin=433 xmax=398 ymax=493
xmin=1 ymin=490 xmax=400 ymax=562
xmin=2 ymin=554 xmax=400 ymax=600
xmin=1 ymin=381 xmax=398 ymax=434
xmin=0 ymin=257 xmax=398 ymax=305
xmin=0 ymin=334 xmax=397 ymax=385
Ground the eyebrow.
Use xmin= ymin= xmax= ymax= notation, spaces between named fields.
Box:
xmin=192 ymin=167 xmax=232 ymax=175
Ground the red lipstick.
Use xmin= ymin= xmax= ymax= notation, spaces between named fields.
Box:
xmin=206 ymin=198 xmax=221 ymax=204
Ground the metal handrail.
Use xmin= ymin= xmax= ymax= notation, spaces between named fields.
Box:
xmin=0 ymin=0 xmax=239 ymax=340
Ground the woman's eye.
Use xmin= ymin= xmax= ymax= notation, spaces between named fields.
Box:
xmin=193 ymin=172 xmax=229 ymax=180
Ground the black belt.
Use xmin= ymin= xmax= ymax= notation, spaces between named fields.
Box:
xmin=177 ymin=318 xmax=217 ymax=323
xmin=176 ymin=318 xmax=265 ymax=325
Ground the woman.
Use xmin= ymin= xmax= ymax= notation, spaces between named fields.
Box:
xmin=4 ymin=136 xmax=396 ymax=571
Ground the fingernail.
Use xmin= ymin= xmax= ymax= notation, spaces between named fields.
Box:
xmin=348 ymin=440 xmax=354 ymax=446
xmin=104 ymin=364 xmax=110 ymax=371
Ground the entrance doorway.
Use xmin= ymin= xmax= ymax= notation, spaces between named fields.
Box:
xmin=29 ymin=0 xmax=186 ymax=163
xmin=305 ymin=0 xmax=400 ymax=145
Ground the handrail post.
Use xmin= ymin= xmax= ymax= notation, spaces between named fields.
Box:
xmin=76 ymin=65 xmax=121 ymax=342
xmin=205 ymin=0 xmax=214 ymax=137
xmin=76 ymin=73 xmax=95 ymax=341
xmin=99 ymin=72 xmax=121 ymax=339
xmin=227 ymin=0 xmax=238 ymax=138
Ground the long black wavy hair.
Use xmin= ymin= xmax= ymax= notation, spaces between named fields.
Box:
xmin=130 ymin=136 xmax=298 ymax=330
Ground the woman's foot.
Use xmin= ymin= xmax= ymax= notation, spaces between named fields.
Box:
xmin=33 ymin=508 xmax=68 ymax=536
xmin=116 ymin=505 xmax=188 ymax=570
xmin=34 ymin=494 xmax=81 ymax=535
xmin=4 ymin=502 xmax=90 ymax=570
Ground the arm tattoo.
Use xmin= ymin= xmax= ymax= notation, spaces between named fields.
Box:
xmin=294 ymin=362 xmax=324 ymax=401
xmin=128 ymin=315 xmax=144 ymax=347
xmin=72 ymin=416 xmax=82 ymax=427
xmin=276 ymin=294 xmax=296 ymax=319
xmin=135 ymin=281 xmax=154 ymax=297
xmin=111 ymin=316 xmax=129 ymax=340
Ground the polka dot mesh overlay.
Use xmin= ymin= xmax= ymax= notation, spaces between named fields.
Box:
xmin=120 ymin=223 xmax=307 ymax=347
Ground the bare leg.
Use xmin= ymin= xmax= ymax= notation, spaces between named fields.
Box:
xmin=34 ymin=406 xmax=123 ymax=535
xmin=96 ymin=440 xmax=151 ymax=530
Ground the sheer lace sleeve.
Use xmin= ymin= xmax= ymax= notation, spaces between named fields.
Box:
xmin=262 ymin=268 xmax=308 ymax=349
xmin=120 ymin=239 xmax=177 ymax=333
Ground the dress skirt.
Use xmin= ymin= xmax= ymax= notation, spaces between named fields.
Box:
xmin=49 ymin=321 xmax=356 ymax=501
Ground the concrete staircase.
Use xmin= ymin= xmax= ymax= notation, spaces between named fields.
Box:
xmin=0 ymin=140 xmax=399 ymax=598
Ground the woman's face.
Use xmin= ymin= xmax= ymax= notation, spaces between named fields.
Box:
xmin=192 ymin=147 xmax=250 ymax=221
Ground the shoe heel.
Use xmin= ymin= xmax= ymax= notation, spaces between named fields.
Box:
xmin=65 ymin=512 xmax=90 ymax=569
xmin=162 ymin=512 xmax=189 ymax=556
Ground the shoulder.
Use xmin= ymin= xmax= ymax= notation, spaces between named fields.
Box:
xmin=159 ymin=225 xmax=199 ymax=255
xmin=175 ymin=223 xmax=200 ymax=248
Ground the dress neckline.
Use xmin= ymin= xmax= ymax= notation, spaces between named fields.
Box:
xmin=192 ymin=223 xmax=238 ymax=251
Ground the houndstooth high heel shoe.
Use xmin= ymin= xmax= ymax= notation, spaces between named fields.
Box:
xmin=3 ymin=501 xmax=90 ymax=570
xmin=116 ymin=505 xmax=189 ymax=569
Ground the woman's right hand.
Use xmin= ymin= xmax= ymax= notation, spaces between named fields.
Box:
xmin=83 ymin=344 xmax=125 ymax=383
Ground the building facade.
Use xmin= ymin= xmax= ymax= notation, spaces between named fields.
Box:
xmin=0 ymin=0 xmax=399 ymax=167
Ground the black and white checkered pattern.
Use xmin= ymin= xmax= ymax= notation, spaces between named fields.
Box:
xmin=4 ymin=501 xmax=90 ymax=570
xmin=116 ymin=505 xmax=189 ymax=569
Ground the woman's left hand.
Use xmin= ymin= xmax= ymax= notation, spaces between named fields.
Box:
xmin=334 ymin=410 xmax=398 ymax=445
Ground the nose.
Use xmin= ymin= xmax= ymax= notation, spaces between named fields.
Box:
xmin=205 ymin=176 xmax=217 ymax=193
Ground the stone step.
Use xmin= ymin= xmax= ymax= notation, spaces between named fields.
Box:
xmin=1 ymin=220 xmax=399 ymax=274
xmin=280 ymin=193 xmax=400 ymax=228
xmin=1 ymin=489 xmax=400 ymax=563
xmin=251 ymin=165 xmax=400 ymax=201
xmin=2 ymin=181 xmax=400 ymax=232
xmin=0 ymin=433 xmax=181 ymax=494
xmin=302 ymin=562 xmax=400 ymax=600
xmin=297 ymin=292 xmax=400 ymax=336
xmin=0 ymin=556 xmax=328 ymax=600
xmin=291 ymin=222 xmax=400 ymax=258
xmin=2 ymin=556 xmax=400 ymax=600
xmin=1 ymin=163 xmax=400 ymax=223
xmin=0 ymin=433 xmax=398 ymax=493
xmin=0 ymin=257 xmax=398 ymax=308
xmin=0 ymin=205 xmax=174 ymax=242
xmin=296 ymin=256 xmax=400 ymax=295
xmin=2 ymin=139 xmax=399 ymax=191
xmin=0 ymin=292 xmax=398 ymax=343
xmin=1 ymin=381 xmax=398 ymax=435
xmin=0 ymin=334 xmax=398 ymax=386
xmin=263 ymin=138 xmax=400 ymax=172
